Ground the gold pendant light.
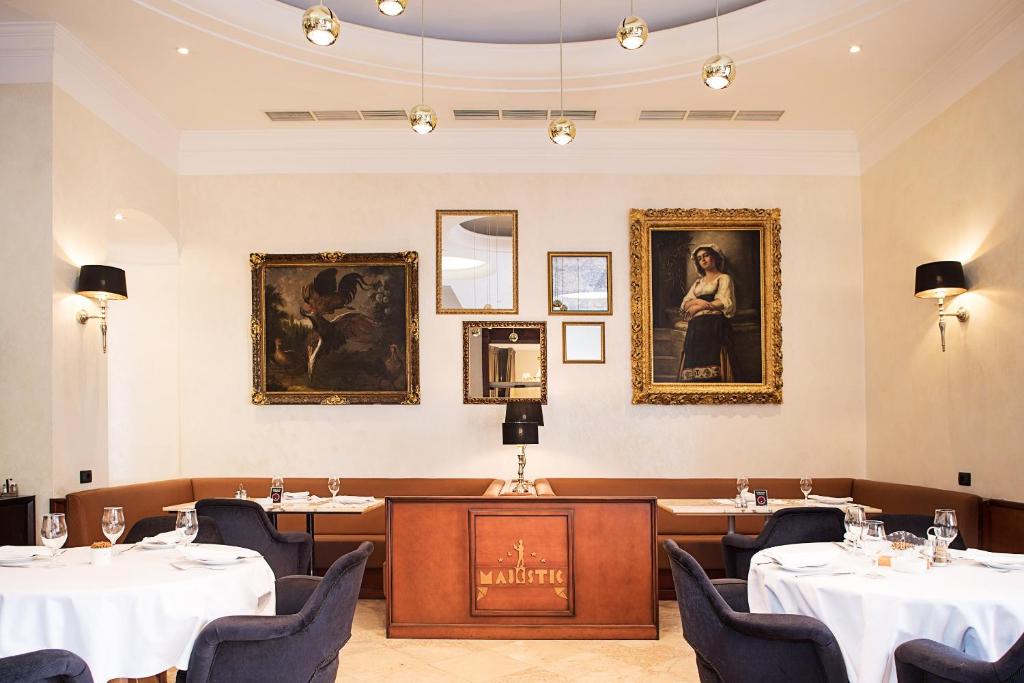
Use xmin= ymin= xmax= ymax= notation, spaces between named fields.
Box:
xmin=702 ymin=0 xmax=735 ymax=89
xmin=302 ymin=1 xmax=340 ymax=46
xmin=548 ymin=0 xmax=575 ymax=145
xmin=377 ymin=0 xmax=407 ymax=17
xmin=617 ymin=1 xmax=648 ymax=50
xmin=410 ymin=0 xmax=437 ymax=134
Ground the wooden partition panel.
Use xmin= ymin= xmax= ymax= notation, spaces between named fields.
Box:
xmin=386 ymin=496 xmax=658 ymax=639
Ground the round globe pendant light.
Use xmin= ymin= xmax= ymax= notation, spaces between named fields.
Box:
xmin=548 ymin=0 xmax=575 ymax=145
xmin=409 ymin=0 xmax=437 ymax=134
xmin=377 ymin=0 xmax=407 ymax=17
xmin=617 ymin=2 xmax=648 ymax=50
xmin=302 ymin=1 xmax=340 ymax=46
xmin=702 ymin=0 xmax=735 ymax=89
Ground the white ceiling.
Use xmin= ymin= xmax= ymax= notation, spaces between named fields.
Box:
xmin=2 ymin=0 xmax=1021 ymax=139
xmin=274 ymin=0 xmax=766 ymax=44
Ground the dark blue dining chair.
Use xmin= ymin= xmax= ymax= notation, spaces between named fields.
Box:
xmin=895 ymin=632 xmax=1024 ymax=682
xmin=0 ymin=649 xmax=93 ymax=682
xmin=194 ymin=498 xmax=312 ymax=578
xmin=721 ymin=507 xmax=846 ymax=579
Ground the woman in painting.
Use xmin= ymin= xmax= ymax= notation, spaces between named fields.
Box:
xmin=677 ymin=244 xmax=738 ymax=382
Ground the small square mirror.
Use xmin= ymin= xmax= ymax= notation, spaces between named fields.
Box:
xmin=463 ymin=321 xmax=547 ymax=403
xmin=562 ymin=322 xmax=605 ymax=364
xmin=548 ymin=252 xmax=612 ymax=315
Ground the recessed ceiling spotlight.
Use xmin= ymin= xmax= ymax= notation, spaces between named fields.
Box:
xmin=176 ymin=47 xmax=190 ymax=55
xmin=113 ymin=212 xmax=125 ymax=221
xmin=378 ymin=0 xmax=407 ymax=16
xmin=302 ymin=1 xmax=341 ymax=46
xmin=849 ymin=44 xmax=862 ymax=54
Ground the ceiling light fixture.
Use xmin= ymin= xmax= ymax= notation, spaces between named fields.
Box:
xmin=548 ymin=0 xmax=576 ymax=145
xmin=176 ymin=47 xmax=190 ymax=55
xmin=409 ymin=0 xmax=437 ymax=134
xmin=113 ymin=212 xmax=125 ymax=221
xmin=849 ymin=44 xmax=862 ymax=54
xmin=377 ymin=0 xmax=407 ymax=17
xmin=617 ymin=1 xmax=648 ymax=50
xmin=702 ymin=0 xmax=735 ymax=90
xmin=302 ymin=1 xmax=340 ymax=47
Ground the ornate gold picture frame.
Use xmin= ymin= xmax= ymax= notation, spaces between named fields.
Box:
xmin=629 ymin=208 xmax=782 ymax=404
xmin=463 ymin=321 xmax=547 ymax=404
xmin=250 ymin=252 xmax=420 ymax=405
xmin=436 ymin=210 xmax=518 ymax=314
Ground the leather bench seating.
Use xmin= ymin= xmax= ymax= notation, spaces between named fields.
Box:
xmin=535 ymin=478 xmax=982 ymax=592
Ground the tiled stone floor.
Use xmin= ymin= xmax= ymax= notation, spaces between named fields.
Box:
xmin=338 ymin=600 xmax=701 ymax=682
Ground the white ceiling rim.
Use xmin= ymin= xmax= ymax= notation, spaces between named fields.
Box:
xmin=137 ymin=0 xmax=896 ymax=90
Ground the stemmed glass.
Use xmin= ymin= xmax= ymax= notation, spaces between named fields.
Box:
xmin=799 ymin=477 xmax=813 ymax=504
xmin=736 ymin=477 xmax=749 ymax=509
xmin=175 ymin=508 xmax=199 ymax=546
xmin=41 ymin=513 xmax=68 ymax=567
xmin=101 ymin=506 xmax=125 ymax=547
xmin=327 ymin=477 xmax=341 ymax=500
xmin=930 ymin=509 xmax=959 ymax=563
xmin=844 ymin=505 xmax=866 ymax=548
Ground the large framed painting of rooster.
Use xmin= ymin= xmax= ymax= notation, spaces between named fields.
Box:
xmin=250 ymin=251 xmax=420 ymax=405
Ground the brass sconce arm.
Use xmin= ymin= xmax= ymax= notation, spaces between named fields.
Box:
xmin=76 ymin=299 xmax=110 ymax=353
xmin=936 ymin=297 xmax=969 ymax=353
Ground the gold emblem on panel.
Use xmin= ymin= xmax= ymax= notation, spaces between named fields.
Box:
xmin=476 ymin=539 xmax=568 ymax=602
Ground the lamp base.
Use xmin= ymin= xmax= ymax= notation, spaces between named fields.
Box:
xmin=505 ymin=445 xmax=535 ymax=495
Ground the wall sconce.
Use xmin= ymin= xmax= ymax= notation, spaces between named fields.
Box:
xmin=914 ymin=261 xmax=968 ymax=352
xmin=75 ymin=265 xmax=128 ymax=353
xmin=502 ymin=401 xmax=544 ymax=495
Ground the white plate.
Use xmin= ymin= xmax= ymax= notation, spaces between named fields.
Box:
xmin=193 ymin=554 xmax=244 ymax=566
xmin=138 ymin=541 xmax=177 ymax=550
xmin=0 ymin=556 xmax=40 ymax=567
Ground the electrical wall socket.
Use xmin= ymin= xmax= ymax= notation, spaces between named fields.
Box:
xmin=80 ymin=470 xmax=92 ymax=484
xmin=958 ymin=472 xmax=971 ymax=486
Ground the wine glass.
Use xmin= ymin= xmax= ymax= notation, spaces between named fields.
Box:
xmin=932 ymin=509 xmax=958 ymax=545
xmin=844 ymin=505 xmax=866 ymax=548
xmin=735 ymin=476 xmax=749 ymax=508
xmin=41 ymin=513 xmax=68 ymax=567
xmin=175 ymin=508 xmax=199 ymax=546
xmin=101 ymin=506 xmax=125 ymax=546
xmin=327 ymin=477 xmax=341 ymax=500
xmin=799 ymin=477 xmax=813 ymax=504
xmin=271 ymin=475 xmax=284 ymax=489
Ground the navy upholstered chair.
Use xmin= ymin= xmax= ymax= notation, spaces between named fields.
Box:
xmin=895 ymin=633 xmax=1024 ymax=683
xmin=194 ymin=498 xmax=312 ymax=578
xmin=721 ymin=507 xmax=846 ymax=579
xmin=874 ymin=514 xmax=968 ymax=550
xmin=0 ymin=649 xmax=93 ymax=683
xmin=124 ymin=515 xmax=224 ymax=545
xmin=665 ymin=540 xmax=849 ymax=683
xmin=176 ymin=541 xmax=372 ymax=683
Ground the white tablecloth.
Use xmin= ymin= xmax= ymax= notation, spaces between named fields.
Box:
xmin=0 ymin=544 xmax=275 ymax=682
xmin=748 ymin=542 xmax=1024 ymax=683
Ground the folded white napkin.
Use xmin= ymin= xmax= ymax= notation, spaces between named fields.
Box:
xmin=763 ymin=545 xmax=839 ymax=570
xmin=330 ymin=495 xmax=376 ymax=505
xmin=141 ymin=530 xmax=182 ymax=545
xmin=964 ymin=549 xmax=1024 ymax=568
xmin=0 ymin=545 xmax=46 ymax=559
xmin=808 ymin=495 xmax=854 ymax=504
xmin=283 ymin=491 xmax=310 ymax=500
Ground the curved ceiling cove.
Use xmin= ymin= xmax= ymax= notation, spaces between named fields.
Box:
xmin=276 ymin=0 xmax=767 ymax=44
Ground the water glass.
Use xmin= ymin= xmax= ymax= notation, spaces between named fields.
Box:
xmin=101 ymin=506 xmax=125 ymax=546
xmin=799 ymin=477 xmax=813 ymax=504
xmin=327 ymin=477 xmax=341 ymax=499
xmin=844 ymin=505 xmax=866 ymax=547
xmin=41 ymin=513 xmax=68 ymax=566
xmin=736 ymin=476 xmax=749 ymax=509
xmin=928 ymin=508 xmax=958 ymax=565
xmin=175 ymin=508 xmax=199 ymax=545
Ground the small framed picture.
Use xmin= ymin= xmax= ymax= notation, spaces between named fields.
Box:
xmin=754 ymin=489 xmax=768 ymax=507
xmin=270 ymin=486 xmax=284 ymax=504
xmin=562 ymin=322 xmax=605 ymax=364
xmin=548 ymin=252 xmax=612 ymax=315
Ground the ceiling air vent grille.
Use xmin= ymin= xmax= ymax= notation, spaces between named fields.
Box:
xmin=265 ymin=111 xmax=316 ymax=122
xmin=553 ymin=109 xmax=597 ymax=120
xmin=735 ymin=110 xmax=785 ymax=121
xmin=501 ymin=109 xmax=549 ymax=120
xmin=359 ymin=110 xmax=408 ymax=121
xmin=312 ymin=110 xmax=362 ymax=121
xmin=454 ymin=109 xmax=501 ymax=120
xmin=686 ymin=110 xmax=736 ymax=121
xmin=639 ymin=110 xmax=687 ymax=121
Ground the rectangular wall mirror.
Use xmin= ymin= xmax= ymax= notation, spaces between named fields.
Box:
xmin=563 ymin=322 xmax=605 ymax=364
xmin=548 ymin=251 xmax=612 ymax=315
xmin=437 ymin=210 xmax=518 ymax=314
xmin=463 ymin=321 xmax=547 ymax=404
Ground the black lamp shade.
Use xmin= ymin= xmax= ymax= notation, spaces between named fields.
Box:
xmin=914 ymin=261 xmax=966 ymax=299
xmin=76 ymin=265 xmax=128 ymax=300
xmin=502 ymin=421 xmax=539 ymax=445
xmin=504 ymin=401 xmax=544 ymax=427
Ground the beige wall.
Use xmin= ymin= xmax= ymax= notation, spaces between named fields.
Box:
xmin=861 ymin=51 xmax=1024 ymax=501
xmin=0 ymin=83 xmax=53 ymax=512
xmin=178 ymin=173 xmax=866 ymax=480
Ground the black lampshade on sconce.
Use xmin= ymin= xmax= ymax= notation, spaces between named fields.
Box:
xmin=914 ymin=260 xmax=968 ymax=352
xmin=504 ymin=401 xmax=544 ymax=427
xmin=76 ymin=265 xmax=128 ymax=353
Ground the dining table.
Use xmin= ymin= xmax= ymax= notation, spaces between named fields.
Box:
xmin=0 ymin=543 xmax=275 ymax=682
xmin=747 ymin=542 xmax=1024 ymax=683
xmin=657 ymin=498 xmax=881 ymax=533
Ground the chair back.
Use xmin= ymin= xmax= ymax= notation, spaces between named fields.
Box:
xmin=894 ymin=631 xmax=1024 ymax=683
xmin=194 ymin=498 xmax=308 ymax=577
xmin=665 ymin=540 xmax=849 ymax=683
xmin=0 ymin=648 xmax=93 ymax=683
xmin=760 ymin=507 xmax=846 ymax=546
xmin=124 ymin=515 xmax=223 ymax=544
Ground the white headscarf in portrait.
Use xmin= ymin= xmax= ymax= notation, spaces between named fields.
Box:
xmin=691 ymin=243 xmax=726 ymax=272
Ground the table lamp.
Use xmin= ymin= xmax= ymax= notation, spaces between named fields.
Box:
xmin=502 ymin=421 xmax=539 ymax=494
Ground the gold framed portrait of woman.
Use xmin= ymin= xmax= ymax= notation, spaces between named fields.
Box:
xmin=628 ymin=208 xmax=782 ymax=404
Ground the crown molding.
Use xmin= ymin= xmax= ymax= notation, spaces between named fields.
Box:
xmin=858 ymin=0 xmax=1024 ymax=172
xmin=0 ymin=22 xmax=180 ymax=171
xmin=178 ymin=128 xmax=860 ymax=176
